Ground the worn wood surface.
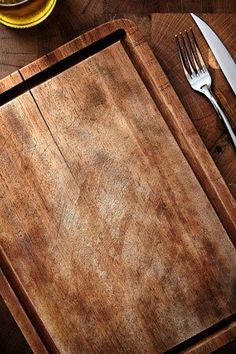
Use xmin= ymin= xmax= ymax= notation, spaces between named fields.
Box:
xmin=0 ymin=10 xmax=235 ymax=202
xmin=0 ymin=19 xmax=236 ymax=353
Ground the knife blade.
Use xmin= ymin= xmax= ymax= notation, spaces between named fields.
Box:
xmin=191 ymin=13 xmax=236 ymax=95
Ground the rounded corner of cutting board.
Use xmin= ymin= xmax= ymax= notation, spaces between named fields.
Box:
xmin=106 ymin=18 xmax=137 ymax=31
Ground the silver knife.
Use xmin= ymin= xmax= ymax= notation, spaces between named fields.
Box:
xmin=191 ymin=13 xmax=236 ymax=95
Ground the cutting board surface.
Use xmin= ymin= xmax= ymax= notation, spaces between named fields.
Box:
xmin=0 ymin=20 xmax=235 ymax=353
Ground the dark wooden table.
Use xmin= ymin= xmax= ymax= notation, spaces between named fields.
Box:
xmin=0 ymin=1 xmax=235 ymax=352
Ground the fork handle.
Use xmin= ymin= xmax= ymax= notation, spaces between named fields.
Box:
xmin=201 ymin=85 xmax=236 ymax=149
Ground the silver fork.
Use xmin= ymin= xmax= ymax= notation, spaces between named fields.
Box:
xmin=176 ymin=29 xmax=236 ymax=149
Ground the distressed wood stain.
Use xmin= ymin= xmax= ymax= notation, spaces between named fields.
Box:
xmin=0 ymin=19 xmax=236 ymax=353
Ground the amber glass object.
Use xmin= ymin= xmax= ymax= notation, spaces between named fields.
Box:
xmin=0 ymin=0 xmax=57 ymax=28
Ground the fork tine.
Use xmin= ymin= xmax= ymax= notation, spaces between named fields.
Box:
xmin=184 ymin=30 xmax=200 ymax=72
xmin=180 ymin=32 xmax=195 ymax=75
xmin=175 ymin=35 xmax=190 ymax=78
xmin=190 ymin=28 xmax=206 ymax=71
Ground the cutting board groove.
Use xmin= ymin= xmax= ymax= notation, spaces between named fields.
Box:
xmin=0 ymin=248 xmax=54 ymax=352
xmin=0 ymin=30 xmax=124 ymax=107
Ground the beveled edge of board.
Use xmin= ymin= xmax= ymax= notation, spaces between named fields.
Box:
xmin=0 ymin=71 xmax=23 ymax=94
xmin=0 ymin=246 xmax=57 ymax=354
xmin=183 ymin=321 xmax=236 ymax=354
xmin=0 ymin=269 xmax=47 ymax=354
xmin=20 ymin=19 xmax=134 ymax=80
xmin=0 ymin=18 xmax=236 ymax=353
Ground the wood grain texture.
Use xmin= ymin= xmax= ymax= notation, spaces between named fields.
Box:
xmin=0 ymin=71 xmax=22 ymax=94
xmin=0 ymin=19 xmax=236 ymax=353
xmin=103 ymin=0 xmax=236 ymax=12
xmin=1 ymin=18 xmax=236 ymax=244
xmin=151 ymin=14 xmax=236 ymax=199
xmin=0 ymin=11 xmax=235 ymax=202
xmin=184 ymin=322 xmax=236 ymax=353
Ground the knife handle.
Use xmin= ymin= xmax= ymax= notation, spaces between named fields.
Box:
xmin=201 ymin=86 xmax=236 ymax=149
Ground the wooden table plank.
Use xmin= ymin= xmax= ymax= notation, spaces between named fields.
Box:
xmin=103 ymin=0 xmax=236 ymax=13
xmin=151 ymin=14 xmax=236 ymax=199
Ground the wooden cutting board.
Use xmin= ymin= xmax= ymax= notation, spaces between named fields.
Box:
xmin=0 ymin=19 xmax=235 ymax=353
